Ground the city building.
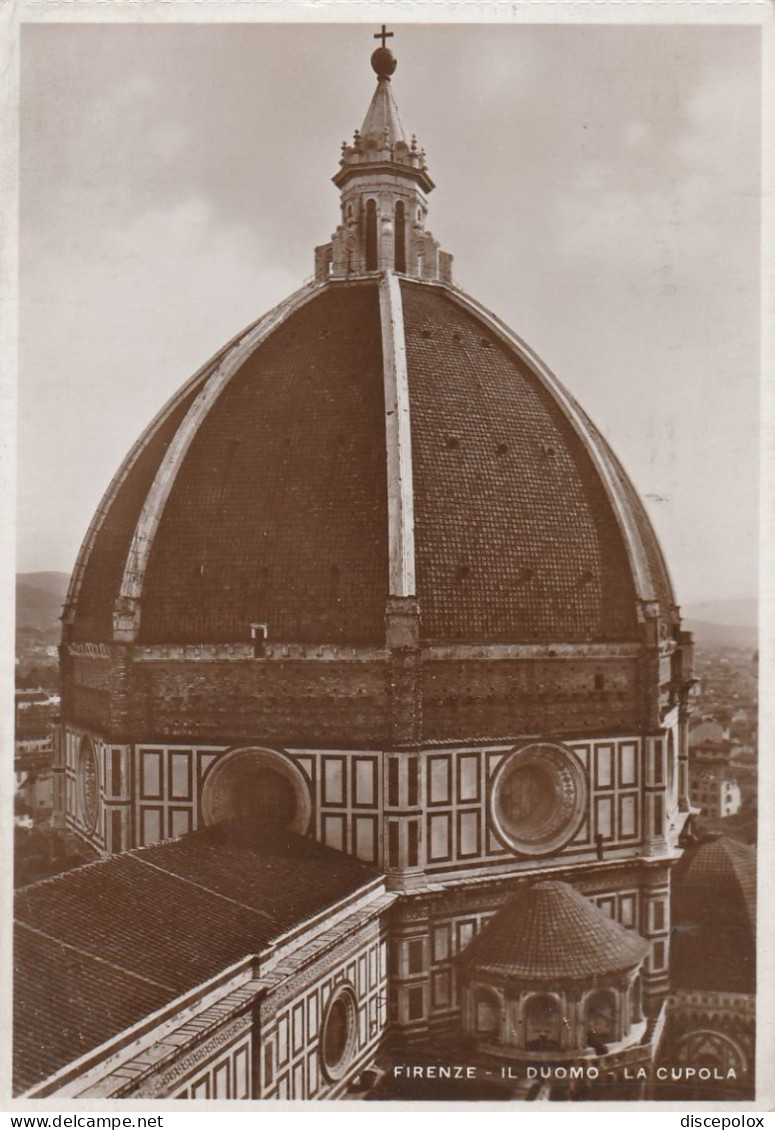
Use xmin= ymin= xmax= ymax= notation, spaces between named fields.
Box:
xmin=690 ymin=767 xmax=742 ymax=821
xmin=689 ymin=718 xmax=729 ymax=746
xmin=688 ymin=737 xmax=743 ymax=820
xmin=15 ymin=688 xmax=59 ymax=752
xmin=14 ymin=755 xmax=54 ymax=815
xmin=15 ymin=32 xmax=699 ymax=1101
xmin=14 ymin=688 xmax=58 ymax=820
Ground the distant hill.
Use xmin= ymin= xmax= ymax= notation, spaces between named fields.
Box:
xmin=682 ymin=598 xmax=758 ymax=651
xmin=14 ymin=575 xmax=761 ymax=650
xmin=16 ymin=572 xmax=70 ymax=632
xmin=682 ymin=598 xmax=758 ymax=628
xmin=683 ymin=619 xmax=757 ymax=651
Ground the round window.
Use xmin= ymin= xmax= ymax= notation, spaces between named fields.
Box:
xmin=78 ymin=736 xmax=99 ymax=832
xmin=319 ymin=985 xmax=357 ymax=1082
xmin=491 ymin=743 xmax=587 ymax=856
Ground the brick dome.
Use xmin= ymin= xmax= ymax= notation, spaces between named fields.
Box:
xmin=671 ymin=835 xmax=756 ymax=993
xmin=63 ymin=276 xmax=675 ymax=649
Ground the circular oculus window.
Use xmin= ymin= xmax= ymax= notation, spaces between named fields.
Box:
xmin=490 ymin=743 xmax=587 ymax=856
xmin=319 ymin=984 xmax=358 ymax=1082
xmin=78 ymin=737 xmax=99 ymax=833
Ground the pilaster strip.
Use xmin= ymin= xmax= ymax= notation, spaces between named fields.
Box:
xmin=113 ymin=281 xmax=326 ymax=640
xmin=379 ymin=271 xmax=416 ymax=597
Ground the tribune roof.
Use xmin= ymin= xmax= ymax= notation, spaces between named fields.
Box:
xmin=457 ymin=880 xmax=649 ymax=984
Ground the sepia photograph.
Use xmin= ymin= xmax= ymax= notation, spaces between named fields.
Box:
xmin=6 ymin=3 xmax=769 ymax=1110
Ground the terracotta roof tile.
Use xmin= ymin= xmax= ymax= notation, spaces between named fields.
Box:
xmin=14 ymin=825 xmax=381 ymax=1093
xmin=13 ymin=926 xmax=171 ymax=1095
xmin=401 ymin=282 xmax=640 ymax=643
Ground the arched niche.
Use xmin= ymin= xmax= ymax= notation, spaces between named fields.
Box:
xmin=585 ymin=988 xmax=618 ymax=1043
xmin=524 ymin=993 xmax=563 ymax=1050
xmin=394 ymin=199 xmax=406 ymax=272
xmin=674 ymin=1029 xmax=747 ymax=1076
xmin=200 ymin=747 xmax=312 ymax=835
xmin=365 ymin=199 xmax=378 ymax=270
xmin=666 ymin=726 xmax=677 ymax=803
xmin=472 ymin=988 xmax=502 ymax=1040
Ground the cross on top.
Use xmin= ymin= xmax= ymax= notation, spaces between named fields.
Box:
xmin=374 ymin=25 xmax=393 ymax=49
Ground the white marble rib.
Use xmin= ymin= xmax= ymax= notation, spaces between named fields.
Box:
xmin=112 ymin=281 xmax=326 ymax=640
xmin=379 ymin=271 xmax=417 ymax=598
xmin=61 ymin=331 xmax=247 ymax=627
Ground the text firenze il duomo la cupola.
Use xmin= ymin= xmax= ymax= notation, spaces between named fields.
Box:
xmin=16 ymin=29 xmax=728 ymax=1103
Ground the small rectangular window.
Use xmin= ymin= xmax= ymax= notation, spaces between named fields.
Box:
xmin=111 ymin=809 xmax=122 ymax=852
xmin=653 ymin=795 xmax=664 ymax=837
xmin=264 ymin=1043 xmax=274 ymax=1087
xmin=388 ymin=821 xmax=400 ymax=868
xmin=407 ymin=821 xmax=419 ymax=867
xmin=433 ymin=925 xmax=450 ymax=963
xmin=432 ymin=970 xmax=451 ymax=1008
xmin=407 ymin=757 xmax=419 ymax=807
xmin=407 ymin=986 xmax=424 ymax=1021
xmin=388 ymin=758 xmax=399 ymax=807
xmin=251 ymin=622 xmax=268 ymax=658
xmin=653 ymin=901 xmax=665 ymax=931
xmin=652 ymin=742 xmax=664 ymax=784
xmin=407 ymin=938 xmax=424 ymax=975
xmin=111 ymin=749 xmax=122 ymax=797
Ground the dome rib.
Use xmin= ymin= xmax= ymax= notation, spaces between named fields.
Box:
xmin=112 ymin=281 xmax=326 ymax=641
xmin=379 ymin=271 xmax=416 ymax=598
xmin=137 ymin=281 xmax=390 ymax=646
xmin=61 ymin=324 xmax=254 ymax=634
xmin=458 ymin=881 xmax=649 ymax=983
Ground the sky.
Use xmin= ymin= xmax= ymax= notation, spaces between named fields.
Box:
xmin=16 ymin=20 xmax=762 ymax=606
